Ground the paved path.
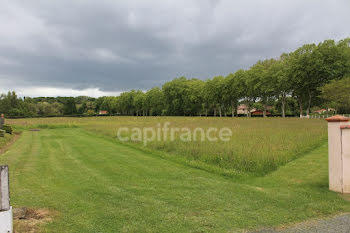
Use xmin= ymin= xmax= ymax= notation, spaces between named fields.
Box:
xmin=251 ymin=213 xmax=350 ymax=233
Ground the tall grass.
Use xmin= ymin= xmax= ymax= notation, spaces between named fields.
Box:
xmin=8 ymin=116 xmax=327 ymax=174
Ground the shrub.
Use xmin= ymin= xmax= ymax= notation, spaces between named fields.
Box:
xmin=3 ymin=125 xmax=12 ymax=134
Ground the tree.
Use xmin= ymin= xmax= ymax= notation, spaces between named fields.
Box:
xmin=64 ymin=98 xmax=77 ymax=115
xmin=249 ymin=59 xmax=276 ymax=117
xmin=183 ymin=79 xmax=204 ymax=116
xmin=145 ymin=87 xmax=165 ymax=116
xmin=320 ymin=77 xmax=350 ymax=113
xmin=119 ymin=91 xmax=136 ymax=115
xmin=288 ymin=44 xmax=317 ymax=117
xmin=100 ymin=96 xmax=118 ymax=114
xmin=240 ymin=69 xmax=256 ymax=117
xmin=203 ymin=76 xmax=226 ymax=117
xmin=289 ymin=40 xmax=350 ymax=117
xmin=223 ymin=73 xmax=240 ymax=117
xmin=134 ymin=91 xmax=145 ymax=116
xmin=270 ymin=54 xmax=292 ymax=117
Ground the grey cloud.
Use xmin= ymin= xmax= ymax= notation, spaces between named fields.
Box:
xmin=0 ymin=0 xmax=350 ymax=94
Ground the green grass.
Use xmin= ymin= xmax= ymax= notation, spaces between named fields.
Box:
xmin=8 ymin=117 xmax=327 ymax=174
xmin=1 ymin=128 xmax=349 ymax=232
xmin=0 ymin=132 xmax=14 ymax=149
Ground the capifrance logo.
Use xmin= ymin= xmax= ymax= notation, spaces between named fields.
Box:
xmin=116 ymin=122 xmax=232 ymax=146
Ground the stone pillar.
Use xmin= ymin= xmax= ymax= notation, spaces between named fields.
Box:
xmin=326 ymin=115 xmax=350 ymax=193
xmin=0 ymin=165 xmax=12 ymax=233
xmin=0 ymin=114 xmax=4 ymax=129
xmin=341 ymin=124 xmax=350 ymax=192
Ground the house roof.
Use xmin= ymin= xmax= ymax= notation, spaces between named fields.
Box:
xmin=251 ymin=110 xmax=271 ymax=115
xmin=238 ymin=104 xmax=247 ymax=110
xmin=314 ymin=109 xmax=326 ymax=113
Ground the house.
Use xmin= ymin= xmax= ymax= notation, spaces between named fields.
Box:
xmin=251 ymin=110 xmax=271 ymax=116
xmin=237 ymin=104 xmax=256 ymax=115
xmin=313 ymin=108 xmax=336 ymax=114
xmin=99 ymin=110 xmax=108 ymax=115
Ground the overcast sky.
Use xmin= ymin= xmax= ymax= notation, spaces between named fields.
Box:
xmin=0 ymin=0 xmax=349 ymax=97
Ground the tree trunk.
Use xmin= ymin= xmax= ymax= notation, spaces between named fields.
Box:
xmin=219 ymin=106 xmax=222 ymax=117
xmin=231 ymin=102 xmax=235 ymax=117
xmin=214 ymin=107 xmax=217 ymax=117
xmin=298 ymin=98 xmax=303 ymax=118
xmin=281 ymin=94 xmax=286 ymax=118
xmin=263 ymin=104 xmax=267 ymax=118
xmin=205 ymin=109 xmax=208 ymax=117
xmin=306 ymin=91 xmax=312 ymax=118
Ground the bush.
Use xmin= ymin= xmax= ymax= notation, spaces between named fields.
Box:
xmin=0 ymin=130 xmax=5 ymax=137
xmin=3 ymin=125 xmax=13 ymax=134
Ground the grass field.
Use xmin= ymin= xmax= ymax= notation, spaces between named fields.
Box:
xmin=0 ymin=132 xmax=15 ymax=151
xmin=1 ymin=127 xmax=349 ymax=232
xmin=8 ymin=117 xmax=327 ymax=174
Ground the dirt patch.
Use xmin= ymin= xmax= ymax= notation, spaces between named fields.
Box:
xmin=29 ymin=129 xmax=41 ymax=132
xmin=13 ymin=208 xmax=57 ymax=233
xmin=0 ymin=132 xmax=21 ymax=155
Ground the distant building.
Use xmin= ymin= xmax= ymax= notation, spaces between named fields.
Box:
xmin=237 ymin=104 xmax=256 ymax=115
xmin=313 ymin=108 xmax=335 ymax=114
xmin=99 ymin=110 xmax=108 ymax=115
xmin=251 ymin=110 xmax=271 ymax=116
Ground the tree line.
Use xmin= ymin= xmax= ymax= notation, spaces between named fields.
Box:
xmin=1 ymin=38 xmax=350 ymax=118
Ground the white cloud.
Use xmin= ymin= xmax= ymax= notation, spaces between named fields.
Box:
xmin=0 ymin=87 xmax=122 ymax=98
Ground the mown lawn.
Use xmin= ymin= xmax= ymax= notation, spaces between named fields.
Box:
xmin=0 ymin=131 xmax=14 ymax=146
xmin=8 ymin=117 xmax=327 ymax=174
xmin=0 ymin=132 xmax=15 ymax=151
xmin=0 ymin=127 xmax=349 ymax=232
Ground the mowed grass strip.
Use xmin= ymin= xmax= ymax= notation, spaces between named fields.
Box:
xmin=8 ymin=117 xmax=327 ymax=174
xmin=1 ymin=128 xmax=349 ymax=232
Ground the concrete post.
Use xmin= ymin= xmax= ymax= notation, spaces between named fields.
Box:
xmin=326 ymin=115 xmax=350 ymax=193
xmin=0 ymin=165 xmax=12 ymax=233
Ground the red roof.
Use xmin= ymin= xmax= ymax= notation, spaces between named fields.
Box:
xmin=326 ymin=115 xmax=349 ymax=122
xmin=251 ymin=110 xmax=271 ymax=115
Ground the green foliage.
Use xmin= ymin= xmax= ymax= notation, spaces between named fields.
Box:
xmin=320 ymin=76 xmax=350 ymax=113
xmin=145 ymin=87 xmax=165 ymax=116
xmin=2 ymin=125 xmax=13 ymax=134
xmin=163 ymin=77 xmax=205 ymax=116
xmin=63 ymin=98 xmax=77 ymax=115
